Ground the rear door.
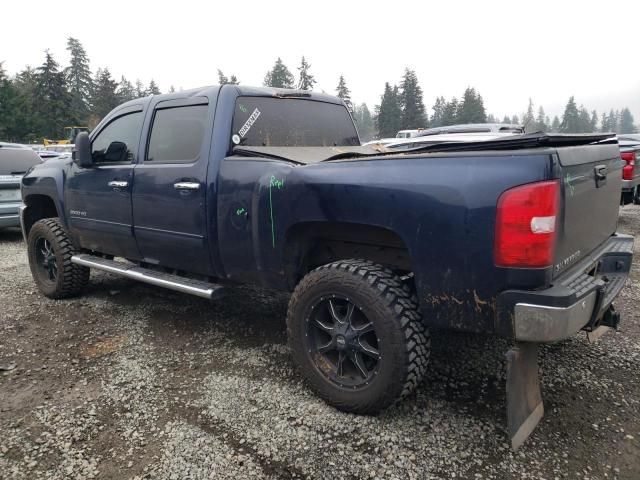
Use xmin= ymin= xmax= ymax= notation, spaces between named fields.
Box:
xmin=553 ymin=143 xmax=623 ymax=276
xmin=132 ymin=98 xmax=213 ymax=275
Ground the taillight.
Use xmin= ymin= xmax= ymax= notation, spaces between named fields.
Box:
xmin=494 ymin=180 xmax=559 ymax=268
xmin=621 ymin=151 xmax=636 ymax=180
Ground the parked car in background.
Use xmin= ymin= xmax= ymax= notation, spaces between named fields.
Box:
xmin=619 ymin=137 xmax=640 ymax=205
xmin=363 ymin=123 xmax=525 ymax=147
xmin=0 ymin=142 xmax=31 ymax=150
xmin=618 ymin=134 xmax=640 ymax=143
xmin=382 ymin=131 xmax=520 ymax=150
xmin=395 ymin=129 xmax=424 ymax=139
xmin=0 ymin=144 xmax=42 ymax=229
xmin=415 ymin=123 xmax=524 ymax=136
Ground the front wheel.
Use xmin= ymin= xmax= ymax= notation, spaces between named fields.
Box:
xmin=27 ymin=218 xmax=89 ymax=299
xmin=287 ymin=259 xmax=430 ymax=414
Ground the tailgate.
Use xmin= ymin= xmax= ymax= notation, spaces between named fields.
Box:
xmin=554 ymin=144 xmax=622 ymax=277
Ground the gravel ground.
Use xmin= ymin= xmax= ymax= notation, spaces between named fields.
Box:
xmin=1 ymin=208 xmax=639 ymax=479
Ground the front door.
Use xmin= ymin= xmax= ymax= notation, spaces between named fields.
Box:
xmin=132 ymin=98 xmax=213 ymax=275
xmin=65 ymin=107 xmax=144 ymax=259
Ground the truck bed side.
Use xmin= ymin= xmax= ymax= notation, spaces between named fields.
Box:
xmin=216 ymin=151 xmax=555 ymax=335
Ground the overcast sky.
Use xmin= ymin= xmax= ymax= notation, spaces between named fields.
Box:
xmin=2 ymin=0 xmax=639 ymax=122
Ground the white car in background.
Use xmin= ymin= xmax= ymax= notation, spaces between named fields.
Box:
xmin=395 ymin=129 xmax=425 ymax=139
xmin=0 ymin=144 xmax=42 ymax=229
xmin=363 ymin=123 xmax=525 ymax=149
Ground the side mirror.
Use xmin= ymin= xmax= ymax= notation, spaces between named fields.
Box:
xmin=72 ymin=132 xmax=93 ymax=167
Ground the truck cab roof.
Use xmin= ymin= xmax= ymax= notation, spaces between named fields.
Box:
xmin=116 ymin=85 xmax=346 ymax=113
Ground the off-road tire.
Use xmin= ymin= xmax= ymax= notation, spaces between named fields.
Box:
xmin=27 ymin=218 xmax=89 ymax=299
xmin=287 ymin=259 xmax=430 ymax=414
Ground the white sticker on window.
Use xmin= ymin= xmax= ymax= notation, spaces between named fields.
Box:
xmin=238 ymin=108 xmax=261 ymax=138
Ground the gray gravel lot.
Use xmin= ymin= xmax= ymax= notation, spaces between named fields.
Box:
xmin=1 ymin=208 xmax=639 ymax=479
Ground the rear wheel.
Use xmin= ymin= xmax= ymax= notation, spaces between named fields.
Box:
xmin=287 ymin=259 xmax=430 ymax=414
xmin=27 ymin=218 xmax=89 ymax=299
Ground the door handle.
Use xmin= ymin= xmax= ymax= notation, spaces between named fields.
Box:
xmin=108 ymin=181 xmax=129 ymax=188
xmin=174 ymin=182 xmax=200 ymax=190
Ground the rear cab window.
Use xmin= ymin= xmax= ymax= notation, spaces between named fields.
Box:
xmin=231 ymin=97 xmax=359 ymax=148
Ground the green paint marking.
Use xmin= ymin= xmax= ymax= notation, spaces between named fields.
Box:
xmin=268 ymin=175 xmax=285 ymax=248
xmin=236 ymin=207 xmax=246 ymax=216
xmin=565 ymin=173 xmax=586 ymax=197
xmin=239 ymin=104 xmax=247 ymax=113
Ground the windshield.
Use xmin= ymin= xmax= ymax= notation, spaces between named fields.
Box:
xmin=232 ymin=97 xmax=359 ymax=147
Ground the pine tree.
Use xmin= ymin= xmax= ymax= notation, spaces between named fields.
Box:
xmin=431 ymin=96 xmax=446 ymax=127
xmin=578 ymin=106 xmax=592 ymax=133
xmin=590 ymin=110 xmax=599 ymax=132
xmin=169 ymin=85 xmax=176 ymax=93
xmin=218 ymin=69 xmax=229 ymax=85
xmin=486 ymin=114 xmax=497 ymax=123
xmin=398 ymin=68 xmax=427 ymax=129
xmin=502 ymin=115 xmax=511 ymax=124
xmin=218 ymin=70 xmax=240 ymax=85
xmin=511 ymin=115 xmax=520 ymax=125
xmin=116 ymin=76 xmax=136 ymax=103
xmin=608 ymin=109 xmax=619 ymax=133
xmin=551 ymin=116 xmax=560 ymax=132
xmin=600 ymin=112 xmax=609 ymax=132
xmin=353 ymin=103 xmax=375 ymax=142
xmin=523 ymin=98 xmax=535 ymax=132
xmin=35 ymin=51 xmax=72 ymax=139
xmin=147 ymin=80 xmax=161 ymax=95
xmin=560 ymin=96 xmax=580 ymax=132
xmin=65 ymin=37 xmax=92 ymax=124
xmin=135 ymin=79 xmax=145 ymax=97
xmin=11 ymin=66 xmax=39 ymax=141
xmin=336 ymin=75 xmax=352 ymax=111
xmin=91 ymin=68 xmax=119 ymax=119
xmin=442 ymin=98 xmax=459 ymax=126
xmin=457 ymin=88 xmax=487 ymax=123
xmin=263 ymin=58 xmax=294 ymax=88
xmin=375 ymin=83 xmax=402 ymax=138
xmin=535 ymin=106 xmax=547 ymax=132
xmin=619 ymin=108 xmax=635 ymax=134
xmin=297 ymin=57 xmax=316 ymax=90
xmin=0 ymin=63 xmax=19 ymax=140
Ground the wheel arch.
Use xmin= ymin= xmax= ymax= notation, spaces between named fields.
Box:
xmin=22 ymin=194 xmax=60 ymax=238
xmin=282 ymin=221 xmax=413 ymax=289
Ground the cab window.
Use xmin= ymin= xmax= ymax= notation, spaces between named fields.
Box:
xmin=146 ymin=105 xmax=208 ymax=163
xmin=91 ymin=112 xmax=143 ymax=164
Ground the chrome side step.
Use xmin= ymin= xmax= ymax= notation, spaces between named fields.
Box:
xmin=71 ymin=254 xmax=223 ymax=300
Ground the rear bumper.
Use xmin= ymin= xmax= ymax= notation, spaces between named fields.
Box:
xmin=498 ymin=234 xmax=634 ymax=342
xmin=0 ymin=202 xmax=22 ymax=228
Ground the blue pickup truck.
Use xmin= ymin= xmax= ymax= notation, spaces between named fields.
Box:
xmin=19 ymin=85 xmax=633 ymax=448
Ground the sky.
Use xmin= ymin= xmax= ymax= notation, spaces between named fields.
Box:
xmin=2 ymin=0 xmax=639 ymax=122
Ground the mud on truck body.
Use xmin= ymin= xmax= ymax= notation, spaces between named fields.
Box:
xmin=19 ymin=85 xmax=633 ymax=448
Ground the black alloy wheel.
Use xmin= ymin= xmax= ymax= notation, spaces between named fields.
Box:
xmin=305 ymin=295 xmax=381 ymax=389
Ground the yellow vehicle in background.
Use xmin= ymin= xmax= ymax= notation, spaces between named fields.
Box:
xmin=43 ymin=126 xmax=90 ymax=146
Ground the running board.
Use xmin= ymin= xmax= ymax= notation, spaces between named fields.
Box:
xmin=71 ymin=254 xmax=223 ymax=300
